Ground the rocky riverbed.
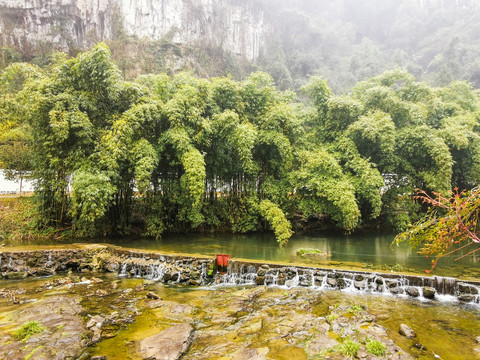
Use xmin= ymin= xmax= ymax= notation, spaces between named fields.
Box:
xmin=0 ymin=273 xmax=479 ymax=359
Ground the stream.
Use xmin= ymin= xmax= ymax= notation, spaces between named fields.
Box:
xmin=1 ymin=232 xmax=479 ymax=359
xmin=33 ymin=232 xmax=479 ymax=279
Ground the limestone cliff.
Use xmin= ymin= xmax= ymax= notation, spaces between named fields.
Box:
xmin=0 ymin=0 xmax=268 ymax=61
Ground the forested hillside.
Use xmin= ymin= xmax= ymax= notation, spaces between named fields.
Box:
xmin=1 ymin=0 xmax=480 ymax=92
xmin=1 ymin=44 xmax=479 ymax=241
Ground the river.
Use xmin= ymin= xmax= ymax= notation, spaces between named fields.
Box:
xmin=79 ymin=232 xmax=479 ymax=279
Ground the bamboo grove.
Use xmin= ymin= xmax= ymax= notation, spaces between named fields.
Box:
xmin=1 ymin=44 xmax=479 ymax=244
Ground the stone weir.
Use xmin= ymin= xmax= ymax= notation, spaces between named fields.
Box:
xmin=0 ymin=245 xmax=479 ymax=304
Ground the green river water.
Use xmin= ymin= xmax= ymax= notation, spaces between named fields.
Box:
xmin=4 ymin=232 xmax=479 ymax=359
xmin=77 ymin=232 xmax=480 ymax=279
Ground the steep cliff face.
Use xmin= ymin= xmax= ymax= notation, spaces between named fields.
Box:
xmin=0 ymin=0 xmax=268 ymax=61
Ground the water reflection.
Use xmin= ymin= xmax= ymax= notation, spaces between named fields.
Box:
xmin=96 ymin=232 xmax=479 ymax=279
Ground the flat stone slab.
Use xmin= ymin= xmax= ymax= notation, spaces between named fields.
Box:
xmin=138 ymin=323 xmax=194 ymax=360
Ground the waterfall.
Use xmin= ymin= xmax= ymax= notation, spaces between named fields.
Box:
xmin=102 ymin=250 xmax=480 ymax=305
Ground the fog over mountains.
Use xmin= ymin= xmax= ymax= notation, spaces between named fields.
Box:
xmin=1 ymin=0 xmax=480 ymax=91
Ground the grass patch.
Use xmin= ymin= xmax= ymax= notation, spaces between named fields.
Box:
xmin=366 ymin=339 xmax=387 ymax=356
xmin=24 ymin=345 xmax=42 ymax=360
xmin=347 ymin=304 xmax=364 ymax=315
xmin=12 ymin=321 xmax=45 ymax=342
xmin=338 ymin=339 xmax=360 ymax=358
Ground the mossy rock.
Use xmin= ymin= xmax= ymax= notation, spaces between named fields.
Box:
xmin=296 ymin=248 xmax=329 ymax=257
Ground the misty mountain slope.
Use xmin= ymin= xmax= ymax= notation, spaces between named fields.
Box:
xmin=1 ymin=0 xmax=480 ymax=91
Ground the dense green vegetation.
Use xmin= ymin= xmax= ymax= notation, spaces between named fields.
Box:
xmin=0 ymin=43 xmax=479 ymax=244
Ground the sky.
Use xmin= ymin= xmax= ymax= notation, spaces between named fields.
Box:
xmin=0 ymin=170 xmax=34 ymax=193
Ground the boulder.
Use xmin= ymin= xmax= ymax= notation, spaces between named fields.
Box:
xmin=399 ymin=324 xmax=416 ymax=339
xmin=406 ymin=287 xmax=420 ymax=297
xmin=138 ymin=323 xmax=194 ymax=360
xmin=422 ymin=286 xmax=436 ymax=299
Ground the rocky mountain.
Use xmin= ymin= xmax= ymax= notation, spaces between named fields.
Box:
xmin=1 ymin=0 xmax=480 ymax=91
xmin=0 ymin=0 xmax=268 ymax=61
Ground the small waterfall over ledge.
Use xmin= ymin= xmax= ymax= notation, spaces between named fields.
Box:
xmin=219 ymin=260 xmax=479 ymax=304
xmin=106 ymin=249 xmax=480 ymax=305
xmin=0 ymin=246 xmax=478 ymax=304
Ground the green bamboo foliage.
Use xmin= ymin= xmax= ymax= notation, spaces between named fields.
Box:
xmin=1 ymin=44 xmax=479 ymax=242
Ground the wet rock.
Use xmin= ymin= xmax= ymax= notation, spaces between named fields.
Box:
xmin=232 ymin=347 xmax=269 ymax=360
xmin=412 ymin=342 xmax=427 ymax=350
xmin=422 ymin=286 xmax=436 ymax=299
xmin=2 ymin=271 xmax=28 ymax=279
xmin=458 ymin=294 xmax=476 ymax=302
xmin=475 ymin=336 xmax=480 ymax=343
xmin=86 ymin=315 xmax=105 ymax=329
xmin=327 ymin=278 xmax=337 ymax=287
xmin=255 ymin=276 xmax=265 ymax=285
xmin=106 ymin=262 xmax=119 ymax=272
xmin=366 ymin=323 xmax=388 ymax=337
xmin=146 ymin=292 xmax=161 ymax=300
xmin=138 ymin=323 xmax=194 ymax=360
xmin=189 ymin=278 xmax=202 ymax=286
xmin=300 ymin=280 xmax=310 ymax=287
xmin=399 ymin=324 xmax=416 ymax=339
xmin=91 ymin=356 xmax=107 ymax=360
xmin=307 ymin=335 xmax=338 ymax=354
xmin=389 ymin=287 xmax=400 ymax=294
xmin=91 ymin=328 xmax=102 ymax=343
xmin=238 ymin=319 xmax=262 ymax=335
xmin=95 ymin=289 xmax=108 ymax=297
xmin=90 ymin=277 xmax=103 ymax=283
xmin=354 ymin=281 xmax=366 ymax=289
xmin=337 ymin=278 xmax=346 ymax=288
xmin=1 ymin=295 xmax=88 ymax=359
xmin=458 ymin=283 xmax=479 ymax=294
xmin=36 ymin=268 xmax=56 ymax=276
xmin=355 ymin=274 xmax=365 ymax=281
xmin=376 ymin=313 xmax=389 ymax=321
xmin=386 ymin=279 xmax=398 ymax=288
xmin=406 ymin=287 xmax=420 ymax=297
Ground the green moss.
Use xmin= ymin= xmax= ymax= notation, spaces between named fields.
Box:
xmin=296 ymin=248 xmax=327 ymax=257
xmin=24 ymin=345 xmax=42 ymax=360
xmin=12 ymin=321 xmax=45 ymax=342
